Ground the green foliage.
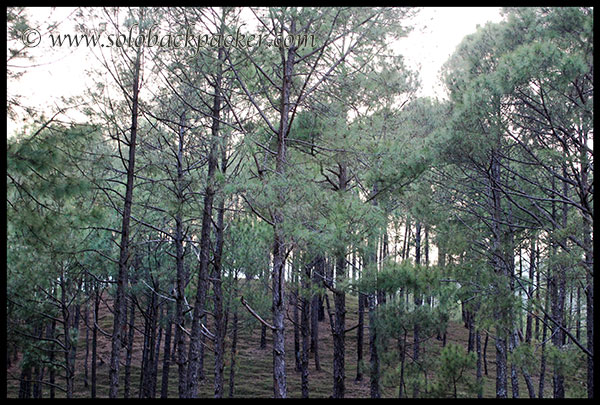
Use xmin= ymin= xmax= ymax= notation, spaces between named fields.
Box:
xmin=431 ymin=343 xmax=477 ymax=398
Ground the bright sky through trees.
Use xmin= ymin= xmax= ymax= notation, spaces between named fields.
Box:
xmin=7 ymin=7 xmax=502 ymax=136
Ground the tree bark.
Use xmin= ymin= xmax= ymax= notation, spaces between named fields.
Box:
xmin=186 ymin=40 xmax=225 ymax=399
xmin=413 ymin=221 xmax=422 ymax=398
xmin=212 ymin=133 xmax=228 ymax=398
xmin=160 ymin=314 xmax=173 ymax=398
xmin=355 ymin=292 xmax=366 ymax=381
xmin=311 ymin=261 xmax=321 ymax=371
xmin=174 ymin=112 xmax=188 ymax=399
xmin=109 ymin=35 xmax=142 ymax=400
xmin=123 ymin=297 xmax=136 ymax=398
xmin=332 ymin=162 xmax=348 ymax=398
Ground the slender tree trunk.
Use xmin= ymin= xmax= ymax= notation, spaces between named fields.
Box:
xmin=495 ymin=335 xmax=508 ymax=398
xmin=550 ymin=174 xmax=566 ymax=398
xmin=293 ymin=282 xmax=301 ymax=372
xmin=539 ymin=314 xmax=548 ymax=398
xmin=139 ymin=298 xmax=151 ymax=398
xmin=525 ymin=238 xmax=535 ymax=343
xmin=355 ymin=292 xmax=365 ymax=381
xmin=509 ymin=331 xmax=519 ymax=398
xmin=580 ymin=130 xmax=593 ymax=399
xmin=413 ymin=222 xmax=422 ymax=398
xmin=18 ymin=365 xmax=32 ymax=399
xmin=300 ymin=263 xmax=311 ymax=398
xmin=161 ymin=314 xmax=173 ymax=398
xmin=490 ymin=150 xmax=508 ymax=398
xmin=522 ymin=363 xmax=536 ymax=398
xmin=109 ymin=39 xmax=142 ymax=400
xmin=311 ymin=259 xmax=321 ymax=371
xmin=332 ymin=162 xmax=348 ymax=398
xmin=228 ymin=306 xmax=239 ymax=398
xmin=367 ymin=187 xmax=380 ymax=398
xmin=60 ymin=275 xmax=75 ymax=398
xmin=91 ymin=283 xmax=99 ymax=398
xmin=48 ymin=318 xmax=56 ymax=399
xmin=143 ymin=291 xmax=159 ymax=398
xmin=398 ymin=329 xmax=407 ymax=398
xmin=269 ymin=21 xmax=298 ymax=398
xmin=535 ymin=243 xmax=541 ymax=340
xmin=483 ymin=332 xmax=488 ymax=376
xmin=84 ymin=304 xmax=90 ymax=389
xmin=32 ymin=326 xmax=43 ymax=398
xmin=123 ymin=297 xmax=136 ymax=398
xmin=174 ymin=113 xmax=188 ymax=399
xmin=476 ymin=331 xmax=483 ymax=398
xmin=151 ymin=305 xmax=163 ymax=398
xmin=186 ymin=40 xmax=226 ymax=398
xmin=212 ymin=135 xmax=228 ymax=398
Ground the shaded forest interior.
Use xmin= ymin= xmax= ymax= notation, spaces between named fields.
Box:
xmin=6 ymin=7 xmax=593 ymax=399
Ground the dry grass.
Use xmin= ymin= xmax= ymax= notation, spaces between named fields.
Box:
xmin=5 ymin=289 xmax=587 ymax=398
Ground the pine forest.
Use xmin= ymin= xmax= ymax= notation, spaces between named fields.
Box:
xmin=6 ymin=6 xmax=594 ymax=399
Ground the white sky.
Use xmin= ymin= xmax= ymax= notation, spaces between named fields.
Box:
xmin=395 ymin=7 xmax=503 ymax=98
xmin=7 ymin=7 xmax=503 ymax=136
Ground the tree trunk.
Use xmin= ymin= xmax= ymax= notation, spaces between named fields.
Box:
xmin=413 ymin=221 xmax=422 ymax=398
xmin=160 ymin=314 xmax=173 ymax=398
xmin=91 ymin=283 xmax=99 ymax=398
xmin=186 ymin=41 xmax=225 ymax=399
xmin=109 ymin=37 xmax=142 ymax=400
xmin=269 ymin=21 xmax=298 ymax=397
xmin=525 ymin=238 xmax=535 ymax=343
xmin=483 ymin=332 xmax=488 ymax=376
xmin=300 ymin=263 xmax=311 ymax=398
xmin=84 ymin=304 xmax=90 ymax=388
xmin=18 ymin=365 xmax=32 ymax=399
xmin=293 ymin=283 xmax=301 ymax=372
xmin=151 ymin=305 xmax=163 ymax=398
xmin=476 ymin=331 xmax=482 ymax=398
xmin=228 ymin=307 xmax=238 ymax=398
xmin=311 ymin=260 xmax=322 ymax=371
xmin=367 ymin=186 xmax=380 ymax=398
xmin=212 ymin=138 xmax=228 ymax=398
xmin=123 ymin=297 xmax=136 ymax=398
xmin=49 ymin=318 xmax=56 ymax=399
xmin=550 ymin=174 xmax=566 ymax=398
xmin=538 ymin=314 xmax=549 ymax=398
xmin=332 ymin=162 xmax=348 ymax=398
xmin=509 ymin=330 xmax=519 ymax=398
xmin=355 ymin=292 xmax=365 ymax=381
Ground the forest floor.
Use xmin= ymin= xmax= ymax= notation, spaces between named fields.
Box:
xmin=6 ymin=287 xmax=587 ymax=398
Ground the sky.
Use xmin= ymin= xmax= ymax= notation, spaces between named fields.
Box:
xmin=7 ymin=7 xmax=504 ymax=136
xmin=395 ymin=7 xmax=503 ymax=97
